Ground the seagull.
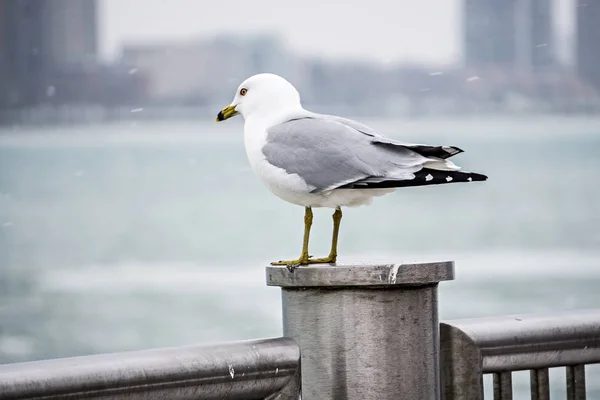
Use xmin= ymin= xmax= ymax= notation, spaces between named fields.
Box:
xmin=216 ymin=73 xmax=487 ymax=266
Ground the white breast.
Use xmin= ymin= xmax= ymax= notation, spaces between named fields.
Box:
xmin=243 ymin=118 xmax=315 ymax=207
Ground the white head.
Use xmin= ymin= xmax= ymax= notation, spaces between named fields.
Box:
xmin=216 ymin=73 xmax=302 ymax=122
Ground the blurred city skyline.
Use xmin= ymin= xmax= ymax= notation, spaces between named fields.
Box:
xmin=1 ymin=0 xmax=599 ymax=125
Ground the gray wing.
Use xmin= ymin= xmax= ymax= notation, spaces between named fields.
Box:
xmin=316 ymin=114 xmax=463 ymax=159
xmin=263 ymin=117 xmax=429 ymax=193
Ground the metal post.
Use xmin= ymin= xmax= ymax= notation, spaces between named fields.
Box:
xmin=266 ymin=261 xmax=454 ymax=400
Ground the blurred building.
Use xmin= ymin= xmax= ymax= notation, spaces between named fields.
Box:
xmin=120 ymin=35 xmax=300 ymax=105
xmin=464 ymin=0 xmax=517 ymax=66
xmin=0 ymin=0 xmax=98 ymax=109
xmin=522 ymin=0 xmax=554 ymax=69
xmin=464 ymin=0 xmax=555 ymax=70
xmin=576 ymin=1 xmax=600 ymax=93
xmin=46 ymin=0 xmax=98 ymax=66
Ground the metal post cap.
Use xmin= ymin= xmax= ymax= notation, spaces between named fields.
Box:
xmin=266 ymin=261 xmax=454 ymax=288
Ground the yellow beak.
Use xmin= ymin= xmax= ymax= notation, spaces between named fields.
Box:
xmin=216 ymin=105 xmax=238 ymax=122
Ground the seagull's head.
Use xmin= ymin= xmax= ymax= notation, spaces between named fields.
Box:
xmin=216 ymin=73 xmax=301 ymax=122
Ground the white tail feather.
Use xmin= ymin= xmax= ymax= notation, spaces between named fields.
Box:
xmin=423 ymin=157 xmax=461 ymax=171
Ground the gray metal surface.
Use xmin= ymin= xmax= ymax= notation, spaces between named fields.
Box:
xmin=266 ymin=261 xmax=454 ymax=287
xmin=530 ymin=368 xmax=550 ymax=400
xmin=268 ymin=262 xmax=454 ymax=400
xmin=566 ymin=364 xmax=586 ymax=400
xmin=0 ymin=338 xmax=300 ymax=400
xmin=493 ymin=372 xmax=512 ymax=400
xmin=440 ymin=309 xmax=600 ymax=400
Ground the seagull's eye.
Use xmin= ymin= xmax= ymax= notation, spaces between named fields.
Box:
xmin=240 ymin=88 xmax=248 ymax=96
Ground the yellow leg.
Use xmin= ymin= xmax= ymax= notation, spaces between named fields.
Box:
xmin=271 ymin=207 xmax=313 ymax=266
xmin=309 ymin=207 xmax=342 ymax=264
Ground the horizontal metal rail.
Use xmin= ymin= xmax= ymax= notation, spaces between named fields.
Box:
xmin=0 ymin=337 xmax=300 ymax=400
xmin=440 ymin=309 xmax=600 ymax=399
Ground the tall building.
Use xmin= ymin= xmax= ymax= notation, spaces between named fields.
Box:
xmin=515 ymin=0 xmax=555 ymax=69
xmin=44 ymin=0 xmax=97 ymax=67
xmin=0 ymin=0 xmax=97 ymax=109
xmin=464 ymin=0 xmax=517 ymax=67
xmin=464 ymin=0 xmax=555 ymax=70
xmin=530 ymin=0 xmax=554 ymax=67
xmin=576 ymin=1 xmax=600 ymax=92
xmin=0 ymin=0 xmax=46 ymax=107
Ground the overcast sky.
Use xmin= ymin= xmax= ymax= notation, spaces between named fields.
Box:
xmin=99 ymin=0 xmax=461 ymax=65
xmin=98 ymin=0 xmax=574 ymax=66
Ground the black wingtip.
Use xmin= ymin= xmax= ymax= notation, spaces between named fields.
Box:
xmin=340 ymin=168 xmax=488 ymax=189
xmin=468 ymin=172 xmax=488 ymax=181
xmin=452 ymin=147 xmax=465 ymax=155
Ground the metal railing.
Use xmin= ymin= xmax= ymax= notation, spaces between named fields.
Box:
xmin=1 ymin=262 xmax=600 ymax=400
xmin=0 ymin=337 xmax=300 ymax=400
xmin=440 ymin=309 xmax=600 ymax=400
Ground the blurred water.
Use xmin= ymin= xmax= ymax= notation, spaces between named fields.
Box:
xmin=1 ymin=116 xmax=599 ymax=398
